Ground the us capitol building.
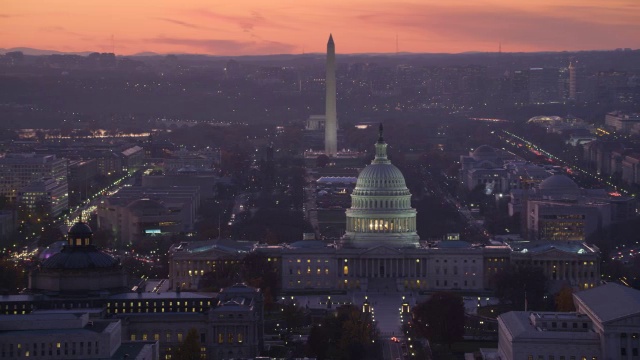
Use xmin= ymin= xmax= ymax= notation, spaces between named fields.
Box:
xmin=171 ymin=127 xmax=601 ymax=294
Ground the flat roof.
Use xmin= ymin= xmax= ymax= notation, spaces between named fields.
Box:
xmin=574 ymin=283 xmax=640 ymax=324
xmin=499 ymin=311 xmax=599 ymax=341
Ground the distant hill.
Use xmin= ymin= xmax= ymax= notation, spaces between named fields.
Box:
xmin=0 ymin=47 xmax=94 ymax=56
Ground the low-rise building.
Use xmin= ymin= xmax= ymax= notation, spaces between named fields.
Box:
xmin=498 ymin=283 xmax=640 ymax=360
xmin=18 ymin=178 xmax=69 ymax=218
xmin=0 ymin=311 xmax=159 ymax=360
xmin=97 ymin=186 xmax=199 ymax=244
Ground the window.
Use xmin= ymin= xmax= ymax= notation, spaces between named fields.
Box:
xmin=130 ymin=334 xmax=136 ymax=341
xmin=621 ymin=348 xmax=627 ymax=356
xmin=218 ymin=334 xmax=223 ymax=344
xmin=238 ymin=333 xmax=243 ymax=343
xmin=343 ymin=266 xmax=349 ymax=276
xmin=177 ymin=333 xmax=183 ymax=342
xmin=228 ymin=334 xmax=233 ymax=343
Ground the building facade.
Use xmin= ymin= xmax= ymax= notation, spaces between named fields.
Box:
xmin=498 ymin=283 xmax=640 ymax=360
xmin=0 ymin=153 xmax=68 ymax=201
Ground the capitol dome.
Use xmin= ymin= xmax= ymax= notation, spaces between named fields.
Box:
xmin=342 ymin=125 xmax=419 ymax=248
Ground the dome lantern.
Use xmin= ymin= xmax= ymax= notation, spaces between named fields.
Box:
xmin=67 ymin=221 xmax=93 ymax=247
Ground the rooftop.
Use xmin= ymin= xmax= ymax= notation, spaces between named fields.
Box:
xmin=574 ymin=283 xmax=640 ymax=324
xmin=499 ymin=311 xmax=599 ymax=341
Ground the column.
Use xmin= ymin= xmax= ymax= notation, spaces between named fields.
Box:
xmin=385 ymin=258 xmax=389 ymax=278
xmin=365 ymin=259 xmax=369 ymax=277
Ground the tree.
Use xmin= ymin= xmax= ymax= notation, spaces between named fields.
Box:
xmin=412 ymin=292 xmax=465 ymax=347
xmin=0 ymin=258 xmax=26 ymax=294
xmin=493 ymin=265 xmax=548 ymax=311
xmin=172 ymin=328 xmax=201 ymax=360
xmin=281 ymin=303 xmax=306 ymax=333
xmin=555 ymin=286 xmax=576 ymax=312
xmin=307 ymin=305 xmax=380 ymax=360
xmin=241 ymin=252 xmax=280 ymax=306
xmin=316 ymin=154 xmax=330 ymax=168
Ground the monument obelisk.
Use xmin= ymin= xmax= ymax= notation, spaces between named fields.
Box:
xmin=324 ymin=34 xmax=338 ymax=156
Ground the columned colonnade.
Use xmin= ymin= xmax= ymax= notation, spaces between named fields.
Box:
xmin=347 ymin=217 xmax=416 ymax=233
xmin=338 ymin=257 xmax=426 ymax=278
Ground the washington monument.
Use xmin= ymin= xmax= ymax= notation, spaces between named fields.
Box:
xmin=325 ymin=34 xmax=338 ymax=156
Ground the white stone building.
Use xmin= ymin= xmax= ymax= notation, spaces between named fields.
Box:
xmin=498 ymin=283 xmax=640 ymax=360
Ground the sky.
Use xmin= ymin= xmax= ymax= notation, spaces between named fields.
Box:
xmin=1 ymin=0 xmax=639 ymax=55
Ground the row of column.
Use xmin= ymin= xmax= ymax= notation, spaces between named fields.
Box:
xmin=347 ymin=217 xmax=415 ymax=233
xmin=340 ymin=258 xmax=426 ymax=278
xmin=214 ymin=325 xmax=249 ymax=344
xmin=539 ymin=260 xmax=596 ymax=284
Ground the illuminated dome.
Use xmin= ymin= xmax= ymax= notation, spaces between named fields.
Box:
xmin=527 ymin=115 xmax=564 ymax=124
xmin=342 ymin=125 xmax=419 ymax=248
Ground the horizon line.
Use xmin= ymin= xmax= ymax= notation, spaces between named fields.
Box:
xmin=2 ymin=46 xmax=639 ymax=58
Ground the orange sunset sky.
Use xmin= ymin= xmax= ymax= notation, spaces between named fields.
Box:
xmin=1 ymin=0 xmax=639 ymax=55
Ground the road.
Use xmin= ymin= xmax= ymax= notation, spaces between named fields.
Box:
xmin=383 ymin=338 xmax=404 ymax=360
xmin=499 ymin=129 xmax=625 ymax=193
xmin=420 ymin=168 xmax=490 ymax=240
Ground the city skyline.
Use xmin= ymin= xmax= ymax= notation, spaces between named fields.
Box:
xmin=2 ymin=0 xmax=640 ymax=56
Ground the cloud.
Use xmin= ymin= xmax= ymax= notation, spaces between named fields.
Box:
xmin=194 ymin=9 xmax=298 ymax=34
xmin=146 ymin=36 xmax=297 ymax=55
xmin=350 ymin=2 xmax=640 ymax=51
xmin=37 ymin=26 xmax=83 ymax=37
xmin=153 ymin=17 xmax=202 ymax=30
